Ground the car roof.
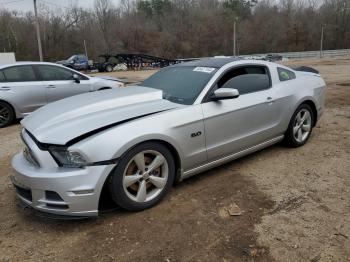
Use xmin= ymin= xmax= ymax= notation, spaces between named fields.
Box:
xmin=172 ymin=57 xmax=242 ymax=68
xmin=0 ymin=61 xmax=61 ymax=69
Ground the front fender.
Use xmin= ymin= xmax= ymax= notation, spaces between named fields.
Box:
xmin=71 ymin=128 xmax=185 ymax=167
xmin=69 ymin=105 xmax=206 ymax=173
xmin=113 ymin=133 xmax=184 ymax=161
xmin=92 ymin=80 xmax=116 ymax=91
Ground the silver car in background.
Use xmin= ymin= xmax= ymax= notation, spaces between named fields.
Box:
xmin=0 ymin=62 xmax=124 ymax=127
xmin=11 ymin=58 xmax=326 ymax=218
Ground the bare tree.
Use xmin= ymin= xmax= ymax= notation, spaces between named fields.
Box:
xmin=94 ymin=0 xmax=115 ymax=52
xmin=0 ymin=0 xmax=349 ymax=60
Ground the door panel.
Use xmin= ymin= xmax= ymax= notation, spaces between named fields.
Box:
xmin=45 ymin=80 xmax=91 ymax=103
xmin=201 ymin=64 xmax=282 ymax=161
xmin=35 ymin=65 xmax=92 ymax=103
xmin=202 ymin=90 xmax=277 ymax=161
xmin=1 ymin=81 xmax=46 ymax=114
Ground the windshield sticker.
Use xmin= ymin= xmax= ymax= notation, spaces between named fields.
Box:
xmin=193 ymin=67 xmax=216 ymax=73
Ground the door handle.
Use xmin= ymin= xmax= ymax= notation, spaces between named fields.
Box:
xmin=0 ymin=86 xmax=11 ymax=91
xmin=46 ymin=85 xmax=56 ymax=88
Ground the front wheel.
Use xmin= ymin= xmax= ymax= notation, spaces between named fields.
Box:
xmin=108 ymin=142 xmax=175 ymax=211
xmin=284 ymin=104 xmax=314 ymax=147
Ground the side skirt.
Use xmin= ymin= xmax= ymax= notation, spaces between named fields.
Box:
xmin=180 ymin=135 xmax=284 ymax=181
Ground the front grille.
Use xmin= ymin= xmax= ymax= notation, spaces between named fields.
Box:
xmin=14 ymin=184 xmax=32 ymax=202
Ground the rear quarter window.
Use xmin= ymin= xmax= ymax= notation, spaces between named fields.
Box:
xmin=278 ymin=67 xmax=296 ymax=81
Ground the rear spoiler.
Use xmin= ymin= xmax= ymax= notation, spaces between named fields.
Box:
xmin=292 ymin=66 xmax=319 ymax=74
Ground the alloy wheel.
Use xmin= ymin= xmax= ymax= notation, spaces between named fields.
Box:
xmin=122 ymin=150 xmax=169 ymax=203
xmin=293 ymin=109 xmax=312 ymax=143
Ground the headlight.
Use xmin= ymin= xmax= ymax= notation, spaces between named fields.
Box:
xmin=49 ymin=147 xmax=88 ymax=168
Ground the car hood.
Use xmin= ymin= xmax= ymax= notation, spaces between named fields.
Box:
xmin=21 ymin=86 xmax=182 ymax=145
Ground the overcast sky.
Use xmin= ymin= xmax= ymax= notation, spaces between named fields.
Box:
xmin=0 ymin=0 xmax=121 ymax=12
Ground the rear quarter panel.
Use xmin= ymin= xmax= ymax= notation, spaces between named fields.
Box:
xmin=294 ymin=72 xmax=326 ymax=119
xmin=272 ymin=71 xmax=326 ymax=134
xmin=0 ymin=89 xmax=41 ymax=118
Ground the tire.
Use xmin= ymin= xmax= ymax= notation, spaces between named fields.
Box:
xmin=105 ymin=65 xmax=113 ymax=72
xmin=0 ymin=101 xmax=15 ymax=128
xmin=284 ymin=104 xmax=314 ymax=147
xmin=108 ymin=142 xmax=175 ymax=211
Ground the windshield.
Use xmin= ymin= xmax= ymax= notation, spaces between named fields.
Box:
xmin=141 ymin=66 xmax=217 ymax=105
xmin=67 ymin=55 xmax=77 ymax=62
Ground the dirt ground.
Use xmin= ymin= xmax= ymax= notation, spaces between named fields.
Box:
xmin=0 ymin=57 xmax=349 ymax=262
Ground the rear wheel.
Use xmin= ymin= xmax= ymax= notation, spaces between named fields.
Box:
xmin=108 ymin=142 xmax=175 ymax=211
xmin=0 ymin=101 xmax=14 ymax=128
xmin=284 ymin=104 xmax=314 ymax=147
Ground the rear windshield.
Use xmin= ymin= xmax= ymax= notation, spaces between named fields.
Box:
xmin=142 ymin=66 xmax=217 ymax=105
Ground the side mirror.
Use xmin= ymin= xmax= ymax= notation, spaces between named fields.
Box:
xmin=211 ymin=88 xmax=239 ymax=101
xmin=73 ymin=74 xmax=80 ymax=84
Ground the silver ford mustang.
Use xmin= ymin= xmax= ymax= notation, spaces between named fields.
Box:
xmin=11 ymin=58 xmax=326 ymax=217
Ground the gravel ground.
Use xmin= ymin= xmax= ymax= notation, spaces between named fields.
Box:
xmin=0 ymin=57 xmax=349 ymax=262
